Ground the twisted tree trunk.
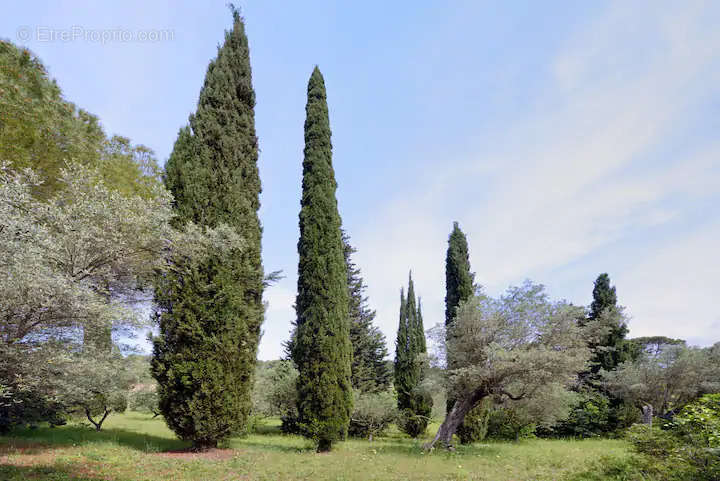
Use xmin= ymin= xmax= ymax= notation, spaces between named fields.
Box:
xmin=425 ymin=387 xmax=488 ymax=450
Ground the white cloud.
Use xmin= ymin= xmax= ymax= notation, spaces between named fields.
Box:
xmin=353 ymin=1 xmax=720 ymax=355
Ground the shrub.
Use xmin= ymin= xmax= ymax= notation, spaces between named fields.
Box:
xmin=397 ymin=386 xmax=432 ymax=438
xmin=671 ymin=393 xmax=720 ymax=448
xmin=486 ymin=407 xmax=536 ymax=441
xmin=456 ymin=398 xmax=491 ymax=444
xmin=349 ymin=391 xmax=397 ymax=439
xmin=552 ymin=391 xmax=610 ymax=438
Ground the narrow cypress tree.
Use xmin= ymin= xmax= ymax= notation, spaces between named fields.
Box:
xmin=344 ymin=231 xmax=391 ymax=393
xmin=444 ymin=222 xmax=487 ymax=444
xmin=445 ymin=222 xmax=475 ymax=327
xmin=394 ymin=273 xmax=432 ymax=437
xmin=151 ymin=8 xmax=264 ymax=450
xmin=282 ymin=230 xmax=390 ymax=395
xmin=292 ymin=67 xmax=352 ymax=452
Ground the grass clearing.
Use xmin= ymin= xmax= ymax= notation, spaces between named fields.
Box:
xmin=0 ymin=412 xmax=629 ymax=480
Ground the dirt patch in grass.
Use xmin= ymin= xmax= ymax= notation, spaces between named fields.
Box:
xmin=155 ymin=448 xmax=238 ymax=461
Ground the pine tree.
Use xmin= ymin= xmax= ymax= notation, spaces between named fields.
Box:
xmin=292 ymin=67 xmax=353 ymax=452
xmin=151 ymin=8 xmax=264 ymax=450
xmin=343 ymin=231 xmax=391 ymax=393
xmin=394 ymin=273 xmax=432 ymax=437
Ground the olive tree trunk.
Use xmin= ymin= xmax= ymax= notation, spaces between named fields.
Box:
xmin=425 ymin=388 xmax=488 ymax=450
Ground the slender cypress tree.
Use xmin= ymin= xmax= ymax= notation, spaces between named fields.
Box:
xmin=445 ymin=222 xmax=475 ymax=327
xmin=444 ymin=222 xmax=487 ymax=444
xmin=283 ymin=230 xmax=390 ymax=394
xmin=151 ymin=8 xmax=264 ymax=450
xmin=394 ymin=273 xmax=432 ymax=437
xmin=292 ymin=67 xmax=352 ymax=452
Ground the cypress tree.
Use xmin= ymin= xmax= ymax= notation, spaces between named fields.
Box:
xmin=151 ymin=8 xmax=264 ymax=450
xmin=292 ymin=67 xmax=353 ymax=452
xmin=282 ymin=230 xmax=390 ymax=395
xmin=444 ymin=221 xmax=487 ymax=444
xmin=344 ymin=231 xmax=391 ymax=393
xmin=445 ymin=222 xmax=475 ymax=327
xmin=394 ymin=273 xmax=432 ymax=437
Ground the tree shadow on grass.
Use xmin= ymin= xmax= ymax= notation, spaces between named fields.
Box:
xmin=230 ymin=437 xmax=315 ymax=454
xmin=0 ymin=464 xmax=109 ymax=481
xmin=2 ymin=425 xmax=187 ymax=453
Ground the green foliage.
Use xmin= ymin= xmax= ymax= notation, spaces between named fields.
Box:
xmin=456 ymin=398 xmax=491 ymax=444
xmin=585 ymin=273 xmax=631 ymax=375
xmin=582 ymin=399 xmax=720 ymax=481
xmin=130 ymin=388 xmax=160 ymax=418
xmin=343 ymin=232 xmax=391 ymax=394
xmin=429 ymin=282 xmax=590 ymax=449
xmin=394 ymin=273 xmax=433 ymax=438
xmin=292 ymin=67 xmax=352 ymax=452
xmin=152 ymin=9 xmax=264 ymax=450
xmin=0 ymin=41 xmax=162 ymax=199
xmin=348 ymin=391 xmax=397 ymax=439
xmin=444 ymin=222 xmax=485 ymax=440
xmin=0 ymin=386 xmax=66 ymax=433
xmin=671 ymin=393 xmax=720 ymax=449
xmin=486 ymin=407 xmax=536 ymax=441
xmin=445 ymin=221 xmax=475 ymax=328
xmin=252 ymin=360 xmax=298 ymax=419
xmin=602 ymin=344 xmax=716 ymax=418
xmin=282 ymin=231 xmax=390 ymax=395
xmin=552 ymin=391 xmax=611 ymax=438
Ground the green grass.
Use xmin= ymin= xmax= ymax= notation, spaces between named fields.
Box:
xmin=0 ymin=412 xmax=630 ymax=480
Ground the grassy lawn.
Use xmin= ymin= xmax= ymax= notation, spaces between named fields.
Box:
xmin=0 ymin=412 xmax=629 ymax=481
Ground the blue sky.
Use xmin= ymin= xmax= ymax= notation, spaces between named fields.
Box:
xmin=4 ymin=1 xmax=719 ymax=359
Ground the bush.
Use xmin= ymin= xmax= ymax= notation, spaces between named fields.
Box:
xmin=349 ymin=391 xmax=397 ymax=439
xmin=398 ymin=387 xmax=433 ymax=438
xmin=671 ymin=393 xmax=720 ymax=448
xmin=0 ymin=387 xmax=66 ymax=433
xmin=547 ymin=390 xmax=640 ymax=438
xmin=486 ymin=407 xmax=536 ymax=441
xmin=457 ymin=398 xmax=491 ymax=444
xmin=130 ymin=388 xmax=160 ymax=417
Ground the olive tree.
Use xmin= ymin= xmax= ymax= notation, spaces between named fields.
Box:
xmin=601 ymin=344 xmax=718 ymax=424
xmin=426 ymin=281 xmax=590 ymax=449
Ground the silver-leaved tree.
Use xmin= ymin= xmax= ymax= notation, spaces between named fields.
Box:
xmin=427 ymin=281 xmax=591 ymax=449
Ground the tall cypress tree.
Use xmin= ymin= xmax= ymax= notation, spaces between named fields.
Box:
xmin=283 ymin=230 xmax=390 ymax=394
xmin=151 ymin=8 xmax=264 ymax=450
xmin=292 ymin=67 xmax=352 ymax=452
xmin=445 ymin=222 xmax=475 ymax=327
xmin=344 ymin=231 xmax=391 ymax=393
xmin=394 ymin=272 xmax=432 ymax=437
xmin=444 ymin=222 xmax=485 ymax=443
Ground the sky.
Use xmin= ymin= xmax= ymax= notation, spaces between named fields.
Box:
xmin=3 ymin=0 xmax=719 ymax=359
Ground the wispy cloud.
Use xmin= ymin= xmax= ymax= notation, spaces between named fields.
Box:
xmin=350 ymin=0 xmax=720 ymax=355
